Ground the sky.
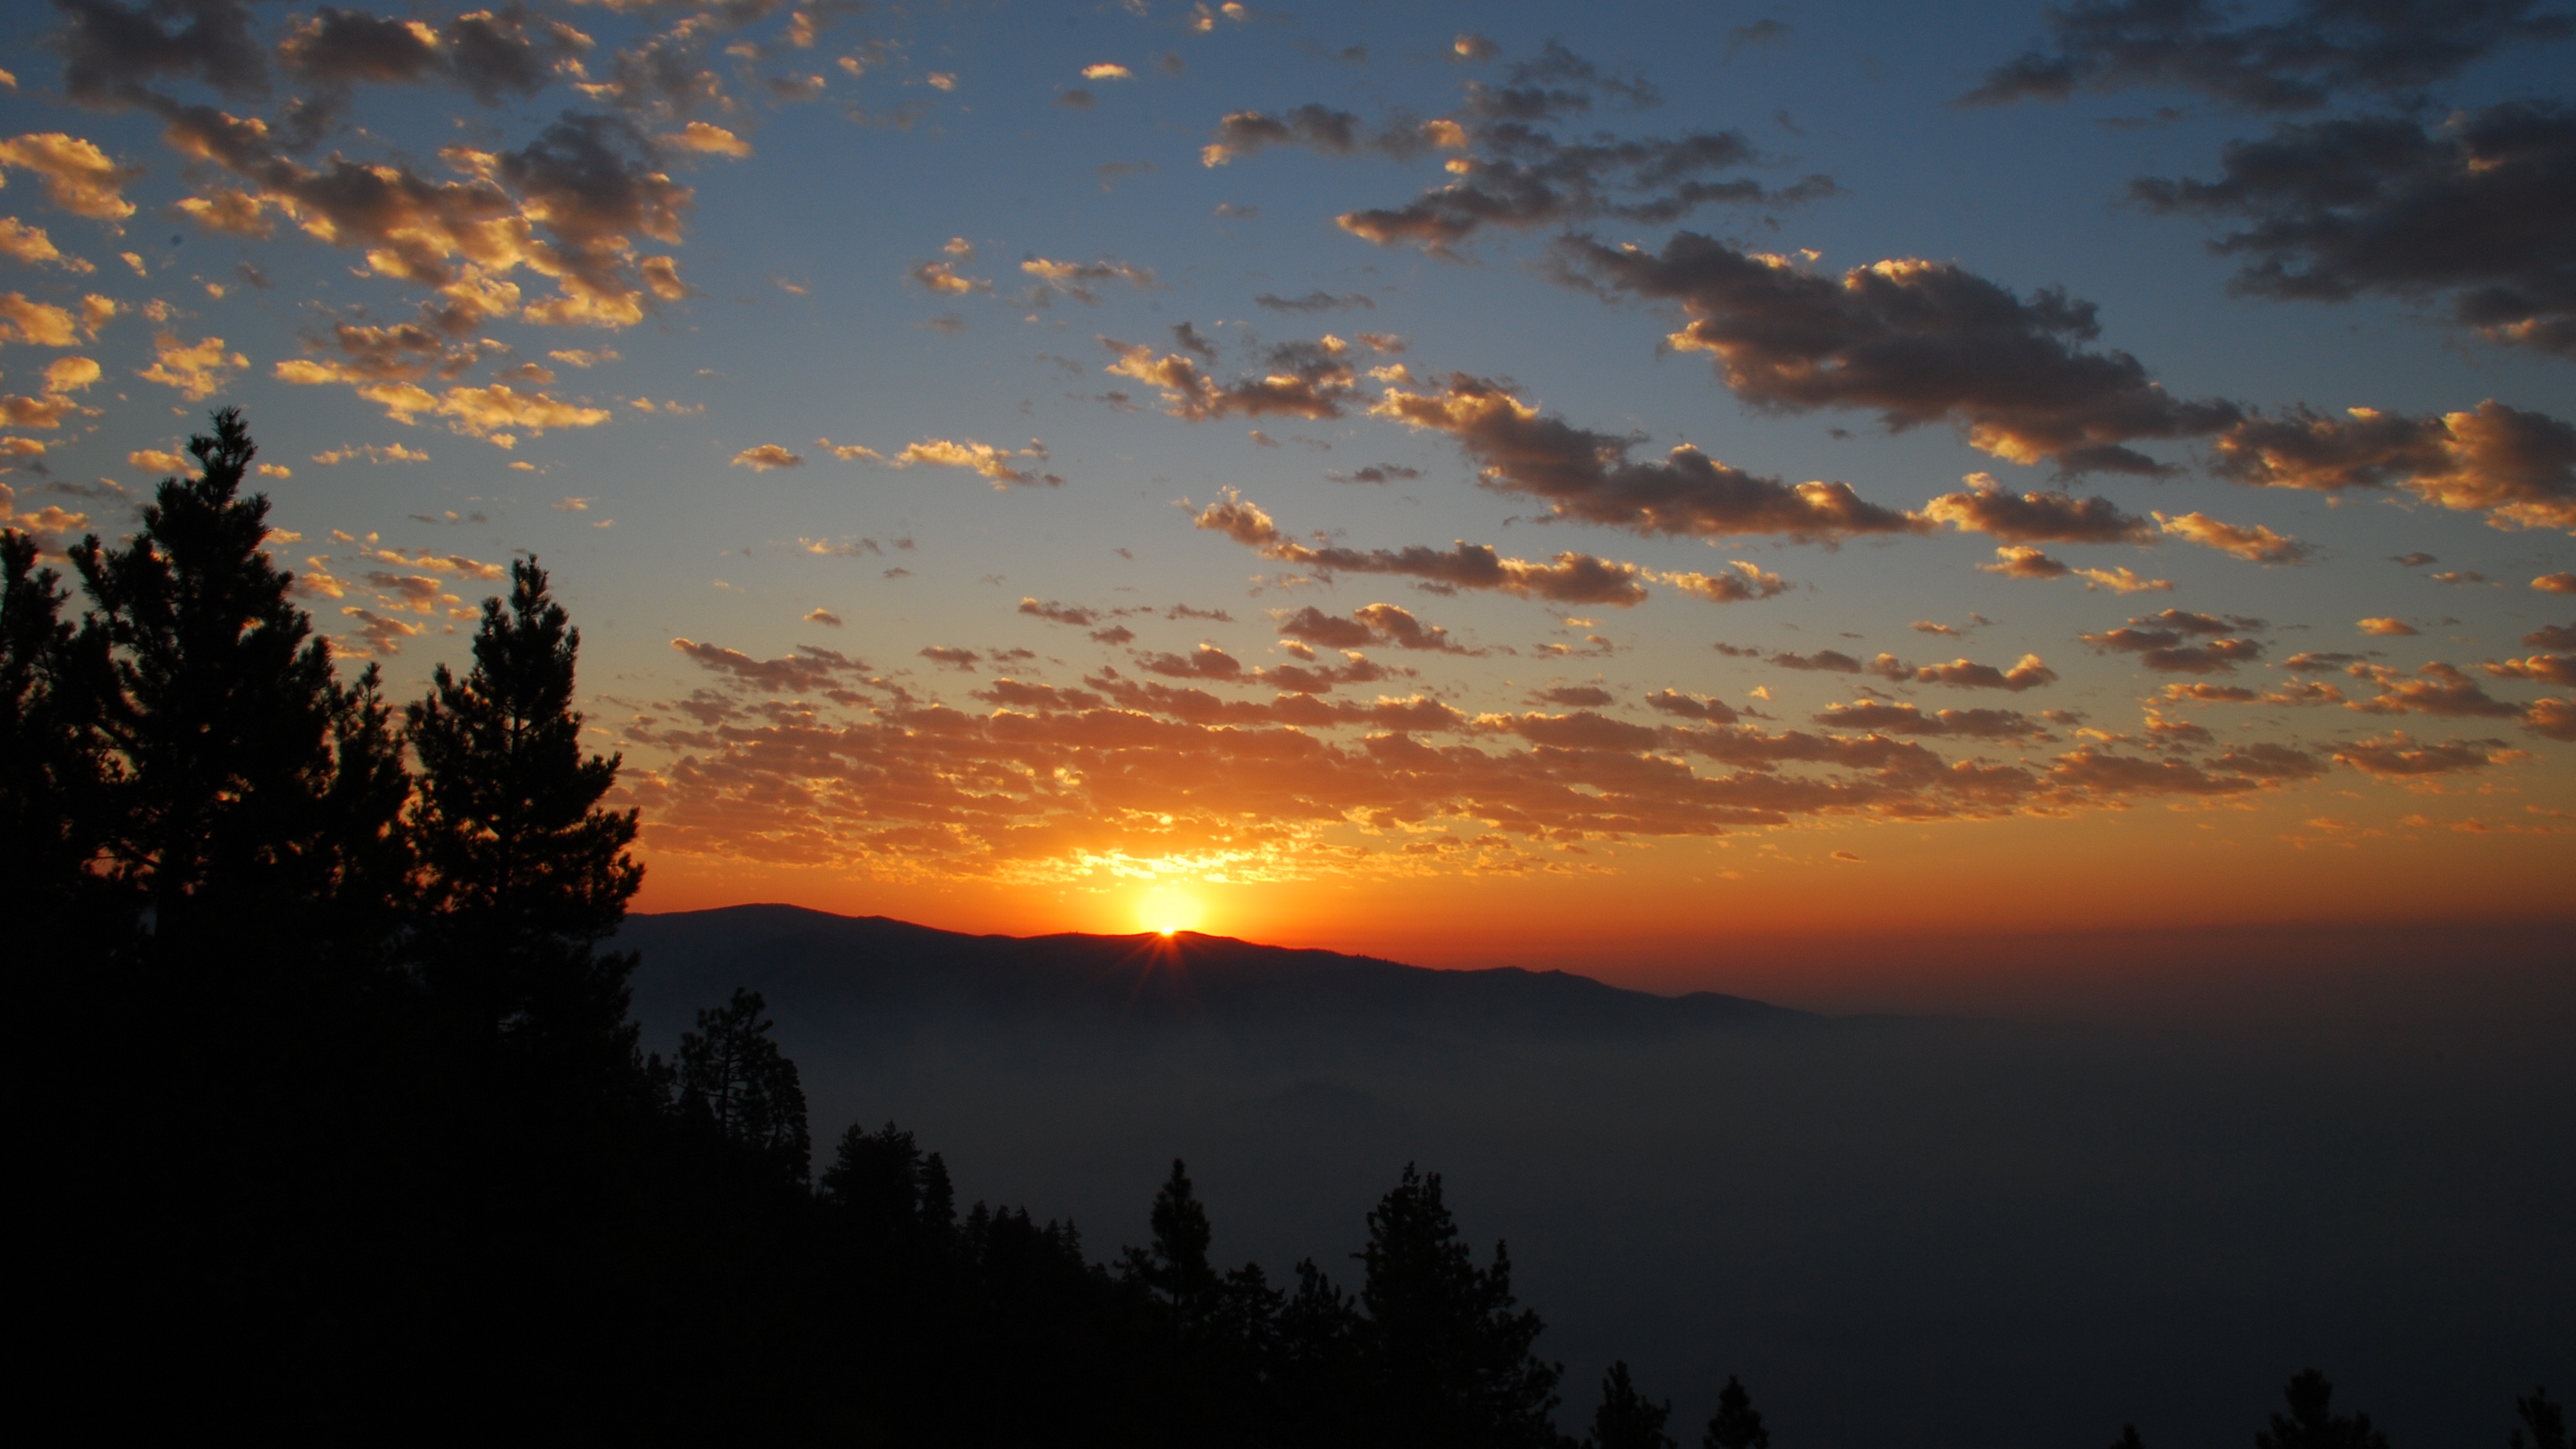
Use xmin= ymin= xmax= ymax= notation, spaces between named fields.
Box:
xmin=3 ymin=0 xmax=2572 ymax=981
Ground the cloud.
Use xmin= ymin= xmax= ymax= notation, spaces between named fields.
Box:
xmin=1371 ymin=374 xmax=1925 ymax=542
xmin=137 ymin=333 xmax=247 ymax=400
xmin=1022 ymin=256 xmax=1155 ymax=303
xmin=1973 ymin=545 xmax=2175 ymax=592
xmin=2526 ymin=623 xmax=2576 ymax=650
xmin=2046 ymin=747 xmax=2278 ymax=798
xmin=1256 ymin=291 xmax=1375 ymax=313
xmin=353 ymin=381 xmax=612 ymax=443
xmin=1194 ymin=490 xmax=1653 ymax=606
xmin=2536 ymin=573 xmax=2576 ymax=594
xmin=49 ymin=0 xmax=268 ymax=103
xmin=1813 ymin=702 xmax=2043 ymax=739
xmin=2357 ymin=617 xmax=2417 ymax=637
xmin=674 ymin=639 xmax=872 ymax=696
xmin=0 ymin=133 xmax=139 ymax=220
xmin=2154 ymin=510 xmax=2312 ymax=564
xmin=337 ymin=606 xmax=421 ymax=657
xmin=906 ymin=260 xmax=987 ymax=295
xmin=732 ymin=444 xmax=804 ymax=470
xmin=157 ymin=105 xmax=690 ymax=334
xmin=2526 ymin=698 xmax=2576 ymax=741
xmin=1020 ymin=598 xmax=1100 ymax=627
xmin=1661 ymin=561 xmax=1792 ymax=603
xmin=0 ymin=293 xmax=80 ymax=347
xmin=667 ymin=121 xmax=751 ymax=157
xmin=2135 ymin=104 xmax=2576 ymax=356
xmin=1199 ymin=46 xmax=1815 ymax=256
xmin=2333 ymin=732 xmax=2517 ymax=778
xmin=920 ymin=645 xmax=982 ymax=671
xmin=1081 ymin=63 xmax=1132 ymax=80
xmin=1895 ymin=653 xmax=2061 ymax=692
xmin=1274 ymin=602 xmax=1468 ymax=653
xmin=1923 ymin=472 xmax=2154 ymax=543
xmin=1140 ymin=644 xmax=1246 ymax=683
xmin=2212 ymin=400 xmax=2576 ymax=533
xmin=1722 ymin=645 xmax=1858 ymax=673
xmin=2348 ymin=660 xmax=2524 ymax=718
xmin=1560 ymin=233 xmax=2239 ymax=474
xmin=2083 ymin=612 xmax=2264 ymax=673
xmin=0 ymin=218 xmax=89 ymax=272
xmin=806 ymin=608 xmax=843 ymax=627
xmin=2485 ymin=653 xmax=2576 ymax=688
xmin=2161 ymin=680 xmax=2348 ymax=707
xmin=1105 ymin=339 xmax=1356 ymax=422
xmin=273 ymin=322 xmax=502 ymax=388
xmin=309 ymin=443 xmax=429 ymax=465
xmin=359 ymin=547 xmax=503 ymax=580
xmin=1200 ymin=105 xmax=1389 ymax=166
xmin=1960 ymin=0 xmax=2568 ymax=111
xmin=272 ymin=3 xmax=587 ymax=105
xmin=1644 ymin=689 xmax=1739 ymax=724
xmin=888 ymin=437 xmax=1063 ymax=489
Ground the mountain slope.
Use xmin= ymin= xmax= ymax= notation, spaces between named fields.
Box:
xmin=620 ymin=903 xmax=1815 ymax=1044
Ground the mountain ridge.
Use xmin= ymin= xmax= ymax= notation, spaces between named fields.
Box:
xmin=619 ymin=902 xmax=1819 ymax=1042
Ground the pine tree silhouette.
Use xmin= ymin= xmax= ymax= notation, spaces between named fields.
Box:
xmin=1703 ymin=1375 xmax=1770 ymax=1449
xmin=1356 ymin=1163 xmax=1565 ymax=1448
xmin=1127 ymin=1159 xmax=1222 ymax=1330
xmin=68 ymin=409 xmax=362 ymax=957
xmin=1 ymin=527 xmax=118 ymax=946
xmin=2513 ymin=1388 xmax=2567 ymax=1449
xmin=2257 ymin=1370 xmax=2391 ymax=1449
xmin=1589 ymin=1360 xmax=1677 ymax=1449
xmin=408 ymin=556 xmax=643 ymax=1070
xmin=2112 ymin=1426 xmax=2148 ymax=1449
xmin=678 ymin=987 xmax=811 ymax=1181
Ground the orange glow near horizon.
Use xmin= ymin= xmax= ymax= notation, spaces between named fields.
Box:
xmin=1135 ymin=884 xmax=1205 ymax=938
xmin=631 ymin=797 xmax=2576 ymax=994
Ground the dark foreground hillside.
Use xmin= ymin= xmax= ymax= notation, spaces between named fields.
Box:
xmin=622 ymin=906 xmax=2575 ymax=1449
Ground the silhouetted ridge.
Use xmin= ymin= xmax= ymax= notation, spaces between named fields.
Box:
xmin=622 ymin=904 xmax=1814 ymax=1041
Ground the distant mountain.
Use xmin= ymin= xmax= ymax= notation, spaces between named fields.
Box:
xmin=619 ymin=904 xmax=1815 ymax=1044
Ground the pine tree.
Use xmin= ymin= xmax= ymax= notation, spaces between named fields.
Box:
xmin=2112 ymin=1427 xmax=2147 ymax=1449
xmin=824 ymin=1121 xmax=956 ymax=1241
xmin=68 ymin=410 xmax=352 ymax=958
xmin=677 ymin=987 xmax=810 ymax=1181
xmin=1 ymin=527 xmax=119 ymax=943
xmin=2257 ymin=1370 xmax=2391 ymax=1449
xmin=407 ymin=555 xmax=642 ymax=1069
xmin=1126 ymin=1159 xmax=1221 ymax=1332
xmin=2512 ymin=1389 xmax=2567 ymax=1449
xmin=1589 ymin=1361 xmax=1676 ymax=1449
xmin=1702 ymin=1375 xmax=1769 ymax=1449
xmin=1356 ymin=1163 xmax=1564 ymax=1448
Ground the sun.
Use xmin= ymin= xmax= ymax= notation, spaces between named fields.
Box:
xmin=1135 ymin=885 xmax=1204 ymax=936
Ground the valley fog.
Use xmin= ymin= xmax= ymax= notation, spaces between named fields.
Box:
xmin=627 ymin=909 xmax=2573 ymax=1449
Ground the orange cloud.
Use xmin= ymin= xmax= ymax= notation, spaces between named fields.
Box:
xmin=0 ymin=133 xmax=138 ymax=220
xmin=2154 ymin=510 xmax=2312 ymax=564
xmin=0 ymin=217 xmax=89 ymax=271
xmin=2214 ymin=400 xmax=2576 ymax=533
xmin=1 ymin=292 xmax=78 ymax=347
xmin=732 ymin=444 xmax=804 ymax=470
xmin=887 ymin=437 xmax=1062 ymax=489
xmin=138 ymin=333 xmax=248 ymax=400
